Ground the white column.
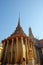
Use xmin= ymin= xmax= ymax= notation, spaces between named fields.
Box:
xmin=21 ymin=37 xmax=26 ymax=65
xmin=1 ymin=41 xmax=5 ymax=63
xmin=25 ymin=38 xmax=28 ymax=63
xmin=21 ymin=37 xmax=23 ymax=62
xmin=15 ymin=37 xmax=18 ymax=63
xmin=4 ymin=40 xmax=9 ymax=63
xmin=11 ymin=38 xmax=14 ymax=63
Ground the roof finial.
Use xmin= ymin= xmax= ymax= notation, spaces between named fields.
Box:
xmin=18 ymin=13 xmax=20 ymax=26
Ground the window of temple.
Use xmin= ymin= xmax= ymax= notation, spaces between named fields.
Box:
xmin=41 ymin=48 xmax=43 ymax=54
xmin=14 ymin=39 xmax=16 ymax=54
xmin=23 ymin=38 xmax=25 ymax=42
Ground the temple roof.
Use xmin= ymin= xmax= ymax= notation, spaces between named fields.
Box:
xmin=37 ymin=39 xmax=43 ymax=48
xmin=7 ymin=17 xmax=27 ymax=40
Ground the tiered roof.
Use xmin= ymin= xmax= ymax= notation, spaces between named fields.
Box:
xmin=10 ymin=18 xmax=26 ymax=37
xmin=2 ymin=17 xmax=27 ymax=42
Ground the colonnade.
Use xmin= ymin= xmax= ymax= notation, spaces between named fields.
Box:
xmin=1 ymin=37 xmax=35 ymax=65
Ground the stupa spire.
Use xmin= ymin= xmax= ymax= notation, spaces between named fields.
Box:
xmin=18 ymin=13 xmax=20 ymax=26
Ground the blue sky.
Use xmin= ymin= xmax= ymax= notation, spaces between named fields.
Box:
xmin=0 ymin=0 xmax=43 ymax=42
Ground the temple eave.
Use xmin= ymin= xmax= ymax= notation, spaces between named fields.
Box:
xmin=2 ymin=35 xmax=30 ymax=43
